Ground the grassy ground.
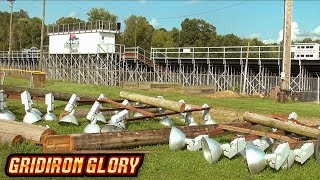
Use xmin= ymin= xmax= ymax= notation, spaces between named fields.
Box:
xmin=1 ymin=76 xmax=320 ymax=179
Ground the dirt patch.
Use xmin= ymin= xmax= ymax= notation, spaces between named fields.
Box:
xmin=207 ymin=90 xmax=241 ymax=98
xmin=211 ymin=107 xmax=243 ymax=123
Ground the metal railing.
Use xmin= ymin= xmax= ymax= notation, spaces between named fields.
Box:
xmin=97 ymin=44 xmax=125 ymax=54
xmin=124 ymin=46 xmax=166 ymax=72
xmin=151 ymin=46 xmax=320 ymax=61
xmin=47 ymin=20 xmax=119 ymax=35
xmin=0 ymin=51 xmax=47 ymax=58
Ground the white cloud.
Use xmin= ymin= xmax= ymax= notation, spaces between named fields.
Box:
xmin=312 ymin=26 xmax=320 ymax=36
xmin=277 ymin=21 xmax=300 ymax=42
xmin=150 ymin=18 xmax=159 ymax=27
xmin=246 ymin=33 xmax=261 ymax=39
xmin=262 ymin=39 xmax=277 ymax=44
xmin=260 ymin=22 xmax=320 ymax=44
xmin=68 ymin=11 xmax=77 ymax=17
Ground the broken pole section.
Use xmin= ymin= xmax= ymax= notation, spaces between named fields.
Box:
xmin=0 ymin=119 xmax=56 ymax=144
xmin=0 ymin=132 xmax=22 ymax=146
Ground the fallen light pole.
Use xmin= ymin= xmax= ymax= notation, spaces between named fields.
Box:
xmin=120 ymin=91 xmax=186 ymax=112
xmin=3 ymin=85 xmax=123 ymax=103
xmin=43 ymin=122 xmax=252 ymax=153
xmin=125 ymin=106 xmax=211 ymax=121
xmin=243 ymin=112 xmax=320 ymax=138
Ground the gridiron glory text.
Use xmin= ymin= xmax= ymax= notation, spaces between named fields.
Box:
xmin=6 ymin=154 xmax=144 ymax=177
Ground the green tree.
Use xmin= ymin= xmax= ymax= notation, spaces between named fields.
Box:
xmin=221 ymin=34 xmax=242 ymax=46
xmin=180 ymin=18 xmax=217 ymax=47
xmin=15 ymin=18 xmax=32 ymax=49
xmin=55 ymin=17 xmax=84 ymax=25
xmin=151 ymin=29 xmax=174 ymax=48
xmin=123 ymin=15 xmax=154 ymax=50
xmin=170 ymin=27 xmax=181 ymax=47
xmin=87 ymin=8 xmax=117 ymax=22
xmin=301 ymin=38 xmax=313 ymax=43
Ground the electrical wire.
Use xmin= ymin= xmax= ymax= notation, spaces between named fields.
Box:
xmin=63 ymin=1 xmax=89 ymax=13
xmin=14 ymin=1 xmax=38 ymax=10
xmin=155 ymin=0 xmax=249 ymax=20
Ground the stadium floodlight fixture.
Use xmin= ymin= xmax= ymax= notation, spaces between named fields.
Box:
xmin=159 ymin=115 xmax=173 ymax=126
xmin=282 ymin=142 xmax=314 ymax=169
xmin=184 ymin=106 xmax=198 ymax=126
xmin=96 ymin=112 xmax=106 ymax=123
xmin=113 ymin=99 xmax=130 ymax=114
xmin=246 ymin=142 xmax=291 ymax=174
xmin=0 ymin=90 xmax=15 ymax=121
xmin=64 ymin=94 xmax=79 ymax=113
xmin=157 ymin=96 xmax=174 ymax=126
xmin=169 ymin=126 xmax=207 ymax=151
xmin=86 ymin=101 xmax=102 ymax=121
xmin=58 ymin=109 xmax=79 ymax=126
xmin=201 ymin=136 xmax=223 ymax=164
xmin=83 ymin=118 xmax=101 ymax=134
xmin=288 ymin=112 xmax=298 ymax=120
xmin=91 ymin=95 xmax=107 ymax=123
xmin=101 ymin=109 xmax=129 ymax=132
xmin=21 ymin=91 xmax=41 ymax=124
xmin=201 ymin=137 xmax=246 ymax=163
xmin=21 ymin=90 xmax=42 ymax=115
xmin=202 ymin=104 xmax=216 ymax=125
xmin=133 ymin=102 xmax=144 ymax=117
xmin=100 ymin=122 xmax=124 ymax=132
xmin=178 ymin=100 xmax=198 ymax=126
xmin=43 ymin=93 xmax=56 ymax=121
xmin=252 ymin=137 xmax=274 ymax=151
xmin=83 ymin=101 xmax=103 ymax=133
xmin=221 ymin=137 xmax=247 ymax=159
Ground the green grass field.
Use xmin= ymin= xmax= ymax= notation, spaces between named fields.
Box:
xmin=1 ymin=76 xmax=320 ymax=180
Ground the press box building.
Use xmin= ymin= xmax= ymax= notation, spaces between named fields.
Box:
xmin=291 ymin=43 xmax=320 ymax=60
xmin=47 ymin=21 xmax=120 ymax=54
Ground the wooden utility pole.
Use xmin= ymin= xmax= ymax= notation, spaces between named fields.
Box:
xmin=281 ymin=0 xmax=293 ymax=91
xmin=120 ymin=91 xmax=186 ymax=112
xmin=39 ymin=0 xmax=46 ymax=71
xmin=243 ymin=112 xmax=320 ymax=138
xmin=242 ymin=42 xmax=250 ymax=94
xmin=7 ymin=0 xmax=15 ymax=68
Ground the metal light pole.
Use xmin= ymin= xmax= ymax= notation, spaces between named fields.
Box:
xmin=7 ymin=0 xmax=15 ymax=68
xmin=39 ymin=0 xmax=46 ymax=71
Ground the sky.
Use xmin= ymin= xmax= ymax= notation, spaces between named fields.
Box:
xmin=0 ymin=0 xmax=320 ymax=44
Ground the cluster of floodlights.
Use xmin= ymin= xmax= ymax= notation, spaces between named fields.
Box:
xmin=57 ymin=94 xmax=217 ymax=133
xmin=169 ymin=127 xmax=315 ymax=174
xmin=6 ymin=91 xmax=215 ymax=134
xmin=21 ymin=90 xmax=56 ymax=123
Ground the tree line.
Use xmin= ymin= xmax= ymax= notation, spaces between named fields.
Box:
xmin=0 ymin=8 xmax=318 ymax=52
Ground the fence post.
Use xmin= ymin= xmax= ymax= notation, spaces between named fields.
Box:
xmin=0 ymin=71 xmax=5 ymax=85
xmin=317 ymin=76 xmax=319 ymax=104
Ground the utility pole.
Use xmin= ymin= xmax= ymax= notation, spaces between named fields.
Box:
xmin=242 ymin=42 xmax=250 ymax=94
xmin=7 ymin=0 xmax=15 ymax=68
xmin=39 ymin=0 xmax=46 ymax=71
xmin=281 ymin=0 xmax=292 ymax=92
xmin=134 ymin=19 xmax=137 ymax=48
